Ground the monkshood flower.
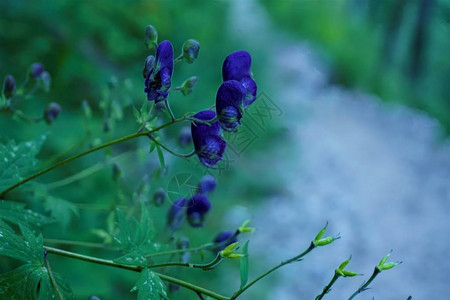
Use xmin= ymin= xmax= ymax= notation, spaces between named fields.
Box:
xmin=30 ymin=62 xmax=45 ymax=79
xmin=197 ymin=175 xmax=217 ymax=194
xmin=144 ymin=40 xmax=174 ymax=103
xmin=213 ymin=230 xmax=237 ymax=252
xmin=186 ymin=194 xmax=211 ymax=227
xmin=222 ymin=50 xmax=257 ymax=107
xmin=215 ymin=80 xmax=246 ymax=131
xmin=152 ymin=188 xmax=166 ymax=206
xmin=167 ymin=197 xmax=186 ymax=231
xmin=43 ymin=102 xmax=61 ymax=124
xmin=182 ymin=39 xmax=200 ymax=63
xmin=2 ymin=75 xmax=16 ymax=99
xmin=191 ymin=110 xmax=226 ymax=168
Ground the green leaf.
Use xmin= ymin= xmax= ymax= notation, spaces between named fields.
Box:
xmin=0 ymin=136 xmax=46 ymax=191
xmin=0 ymin=222 xmax=43 ymax=264
xmin=43 ymin=196 xmax=79 ymax=228
xmin=240 ymin=240 xmax=249 ymax=289
xmin=0 ymin=200 xmax=53 ymax=228
xmin=131 ymin=268 xmax=168 ymax=300
xmin=113 ymin=206 xmax=159 ymax=266
xmin=155 ymin=144 xmax=165 ymax=171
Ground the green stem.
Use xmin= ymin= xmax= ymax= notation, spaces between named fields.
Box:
xmin=44 ymin=239 xmax=118 ymax=250
xmin=43 ymin=246 xmax=229 ymax=300
xmin=0 ymin=118 xmax=186 ymax=198
xmin=231 ymin=242 xmax=316 ymax=299
xmin=147 ymin=134 xmax=195 ymax=159
xmin=44 ymin=252 xmax=65 ymax=300
xmin=164 ymin=99 xmax=176 ymax=121
xmin=174 ymin=54 xmax=184 ymax=63
xmin=150 ymin=253 xmax=223 ymax=271
xmin=348 ymin=268 xmax=380 ymax=300
xmin=315 ymin=273 xmax=340 ymax=300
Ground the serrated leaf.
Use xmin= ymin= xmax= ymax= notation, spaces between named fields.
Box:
xmin=131 ymin=268 xmax=168 ymax=300
xmin=155 ymin=145 xmax=165 ymax=172
xmin=0 ymin=223 xmax=43 ymax=264
xmin=0 ymin=200 xmax=53 ymax=228
xmin=113 ymin=206 xmax=158 ymax=265
xmin=0 ymin=136 xmax=46 ymax=192
xmin=43 ymin=196 xmax=79 ymax=228
xmin=239 ymin=241 xmax=249 ymax=289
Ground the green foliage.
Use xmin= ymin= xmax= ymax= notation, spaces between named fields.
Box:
xmin=131 ymin=268 xmax=168 ymax=300
xmin=0 ymin=201 xmax=52 ymax=228
xmin=113 ymin=206 xmax=159 ymax=266
xmin=43 ymin=196 xmax=79 ymax=228
xmin=0 ymin=136 xmax=45 ymax=192
xmin=239 ymin=241 xmax=249 ymax=289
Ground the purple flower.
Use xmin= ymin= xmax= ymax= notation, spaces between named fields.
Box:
xmin=216 ymin=80 xmax=246 ymax=132
xmin=2 ymin=75 xmax=16 ymax=99
xmin=178 ymin=126 xmax=192 ymax=147
xmin=144 ymin=40 xmax=174 ymax=103
xmin=44 ymin=102 xmax=61 ymax=124
xmin=30 ymin=63 xmax=45 ymax=79
xmin=167 ymin=198 xmax=186 ymax=231
xmin=213 ymin=230 xmax=237 ymax=252
xmin=222 ymin=51 xmax=257 ymax=107
xmin=191 ymin=110 xmax=226 ymax=168
xmin=197 ymin=175 xmax=217 ymax=194
xmin=186 ymin=194 xmax=211 ymax=227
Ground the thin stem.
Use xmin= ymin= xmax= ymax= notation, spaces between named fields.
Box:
xmin=164 ymin=99 xmax=176 ymax=121
xmin=348 ymin=268 xmax=380 ymax=300
xmin=0 ymin=117 xmax=186 ymax=198
xmin=150 ymin=253 xmax=223 ymax=271
xmin=174 ymin=54 xmax=184 ymax=63
xmin=44 ymin=252 xmax=65 ymax=300
xmin=315 ymin=273 xmax=340 ymax=300
xmin=231 ymin=242 xmax=316 ymax=299
xmin=147 ymin=134 xmax=195 ymax=159
xmin=44 ymin=239 xmax=119 ymax=250
xmin=43 ymin=246 xmax=229 ymax=300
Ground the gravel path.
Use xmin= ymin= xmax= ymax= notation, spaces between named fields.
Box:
xmin=226 ymin=1 xmax=450 ymax=299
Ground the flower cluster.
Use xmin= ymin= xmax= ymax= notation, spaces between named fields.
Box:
xmin=141 ymin=29 xmax=256 ymax=168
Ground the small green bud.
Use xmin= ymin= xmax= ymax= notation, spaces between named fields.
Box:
xmin=313 ymin=222 xmax=340 ymax=247
xmin=238 ymin=219 xmax=254 ymax=233
xmin=376 ymin=250 xmax=402 ymax=272
xmin=182 ymin=39 xmax=200 ymax=63
xmin=180 ymin=76 xmax=198 ymax=96
xmin=82 ymin=100 xmax=92 ymax=119
xmin=2 ymin=75 xmax=16 ymax=99
xmin=39 ymin=71 xmax=51 ymax=92
xmin=144 ymin=25 xmax=158 ymax=50
xmin=142 ymin=55 xmax=155 ymax=78
xmin=152 ymin=188 xmax=166 ymax=206
xmin=220 ymin=242 xmax=243 ymax=259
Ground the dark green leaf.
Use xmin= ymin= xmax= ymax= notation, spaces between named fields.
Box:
xmin=239 ymin=240 xmax=249 ymax=289
xmin=0 ymin=136 xmax=46 ymax=191
xmin=155 ymin=144 xmax=165 ymax=171
xmin=0 ymin=223 xmax=42 ymax=263
xmin=0 ymin=200 xmax=53 ymax=228
xmin=131 ymin=268 xmax=168 ymax=300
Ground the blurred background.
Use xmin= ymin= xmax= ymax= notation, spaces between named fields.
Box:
xmin=1 ymin=0 xmax=450 ymax=299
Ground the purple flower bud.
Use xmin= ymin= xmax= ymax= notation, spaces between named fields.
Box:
xmin=30 ymin=62 xmax=45 ymax=79
xmin=178 ymin=126 xmax=192 ymax=147
xmin=43 ymin=102 xmax=61 ymax=124
xmin=186 ymin=194 xmax=211 ymax=227
xmin=144 ymin=40 xmax=174 ymax=103
xmin=191 ymin=110 xmax=226 ymax=168
xmin=2 ymin=75 xmax=16 ymax=99
xmin=216 ymin=80 xmax=246 ymax=132
xmin=197 ymin=175 xmax=216 ymax=194
xmin=177 ymin=236 xmax=190 ymax=263
xmin=213 ymin=230 xmax=237 ymax=252
xmin=182 ymin=39 xmax=200 ymax=64
xmin=222 ymin=51 xmax=257 ymax=107
xmin=153 ymin=188 xmax=166 ymax=206
xmin=167 ymin=198 xmax=186 ymax=231
xmin=39 ymin=71 xmax=51 ymax=92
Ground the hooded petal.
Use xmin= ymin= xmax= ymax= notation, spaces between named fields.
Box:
xmin=187 ymin=194 xmax=211 ymax=227
xmin=222 ymin=51 xmax=252 ymax=81
xmin=213 ymin=230 xmax=238 ymax=251
xmin=241 ymin=76 xmax=257 ymax=107
xmin=145 ymin=40 xmax=174 ymax=103
xmin=167 ymin=198 xmax=186 ymax=230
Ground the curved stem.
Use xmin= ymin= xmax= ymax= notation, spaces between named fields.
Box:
xmin=44 ymin=252 xmax=65 ymax=300
xmin=43 ymin=246 xmax=230 ymax=300
xmin=44 ymin=239 xmax=118 ymax=250
xmin=164 ymin=99 xmax=176 ymax=121
xmin=231 ymin=242 xmax=316 ymax=299
xmin=147 ymin=134 xmax=195 ymax=159
xmin=0 ymin=118 xmax=186 ymax=198
xmin=315 ymin=273 xmax=339 ymax=300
